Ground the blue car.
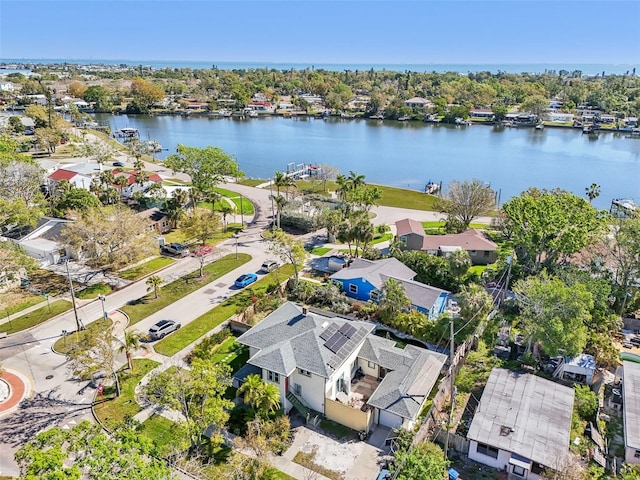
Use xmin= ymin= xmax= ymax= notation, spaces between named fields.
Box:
xmin=234 ymin=273 xmax=258 ymax=288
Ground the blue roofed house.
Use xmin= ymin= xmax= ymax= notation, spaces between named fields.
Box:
xmin=234 ymin=302 xmax=447 ymax=432
xmin=330 ymin=258 xmax=451 ymax=319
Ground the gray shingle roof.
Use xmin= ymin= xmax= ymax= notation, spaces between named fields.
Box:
xmin=624 ymin=361 xmax=640 ymax=450
xmin=467 ymin=368 xmax=574 ymax=468
xmin=330 ymin=258 xmax=416 ymax=289
xmin=379 ymin=274 xmax=449 ymax=311
xmin=421 ymin=229 xmax=498 ymax=252
xmin=359 ymin=336 xmax=447 ymax=420
xmin=236 ymin=302 xmax=374 ymax=377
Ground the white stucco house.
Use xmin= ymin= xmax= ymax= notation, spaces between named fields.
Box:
xmin=467 ymin=368 xmax=575 ymax=479
xmin=233 ymin=302 xmax=446 ymax=432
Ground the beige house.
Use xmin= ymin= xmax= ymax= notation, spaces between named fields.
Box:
xmin=395 ymin=218 xmax=498 ymax=265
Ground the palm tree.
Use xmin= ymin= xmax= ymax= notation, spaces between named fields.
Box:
xmin=585 ymin=183 xmax=601 ymax=204
xmin=238 ymin=374 xmax=264 ymax=408
xmin=146 ymin=275 xmax=162 ymax=299
xmin=272 ymin=195 xmax=286 ymax=228
xmin=118 ymin=330 xmax=146 ymax=373
xmin=114 ymin=175 xmax=129 ymax=196
xmin=99 ymin=170 xmax=116 ymax=189
xmin=255 ymin=382 xmax=281 ymax=417
xmin=135 ymin=169 xmax=150 ymax=187
xmin=347 ymin=170 xmax=366 ymax=191
xmin=335 ymin=173 xmax=349 ymax=201
xmin=219 ymin=202 xmax=235 ymax=231
xmin=274 ymin=171 xmax=295 ymax=199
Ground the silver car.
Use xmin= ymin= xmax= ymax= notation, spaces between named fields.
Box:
xmin=149 ymin=319 xmax=180 ymax=340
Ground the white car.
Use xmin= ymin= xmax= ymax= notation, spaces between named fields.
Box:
xmin=149 ymin=319 xmax=181 ymax=340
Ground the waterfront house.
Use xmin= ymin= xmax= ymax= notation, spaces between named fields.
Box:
xmin=470 ymin=108 xmax=494 ymax=118
xmin=234 ymin=302 xmax=447 ymax=431
xmin=1 ymin=216 xmax=72 ymax=266
xmin=47 ymin=168 xmax=94 ymax=193
xmin=623 ymin=361 xmax=640 ymax=465
xmin=113 ymin=170 xmax=163 ymax=198
xmin=467 ymin=368 xmax=574 ymax=479
xmin=404 ymin=97 xmax=433 ymax=109
xmin=395 ymin=218 xmax=498 ymax=265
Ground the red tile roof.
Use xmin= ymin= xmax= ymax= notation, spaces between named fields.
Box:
xmin=48 ymin=169 xmax=77 ymax=181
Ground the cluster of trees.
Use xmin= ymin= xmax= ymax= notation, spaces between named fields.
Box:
xmin=9 ymin=64 xmax=640 ymax=117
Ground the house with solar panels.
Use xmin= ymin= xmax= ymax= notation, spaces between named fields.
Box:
xmin=234 ymin=302 xmax=447 ymax=432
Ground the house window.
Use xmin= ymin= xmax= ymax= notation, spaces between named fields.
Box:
xmin=635 ymin=450 xmax=640 ymax=458
xmin=293 ymin=383 xmax=302 ymax=396
xmin=469 ymin=250 xmax=477 ymax=256
xmin=399 ymin=235 xmax=407 ymax=243
xmin=483 ymin=251 xmax=490 ymax=257
xmin=370 ymin=290 xmax=380 ymax=301
xmin=476 ymin=443 xmax=499 ymax=459
xmin=298 ymin=369 xmax=311 ymax=377
xmin=368 ymin=361 xmax=376 ymax=369
xmin=267 ymin=371 xmax=280 ymax=384
xmin=349 ymin=284 xmax=358 ymax=294
xmin=512 ymin=465 xmax=526 ymax=477
xmin=531 ymin=463 xmax=544 ymax=475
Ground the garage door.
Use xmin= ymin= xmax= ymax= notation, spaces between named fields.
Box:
xmin=379 ymin=410 xmax=403 ymax=429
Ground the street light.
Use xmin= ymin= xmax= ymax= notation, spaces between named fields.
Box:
xmin=98 ymin=294 xmax=107 ymax=320
xmin=233 ymin=234 xmax=240 ymax=259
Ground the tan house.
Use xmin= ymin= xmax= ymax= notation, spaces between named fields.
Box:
xmin=136 ymin=208 xmax=170 ymax=234
xmin=403 ymin=97 xmax=434 ymax=109
xmin=395 ymin=218 xmax=498 ymax=265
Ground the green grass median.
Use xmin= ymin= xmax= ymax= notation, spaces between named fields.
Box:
xmin=120 ymin=257 xmax=175 ymax=281
xmin=121 ymin=254 xmax=251 ymax=325
xmin=154 ymin=264 xmax=295 ymax=356
xmin=0 ymin=300 xmax=72 ymax=334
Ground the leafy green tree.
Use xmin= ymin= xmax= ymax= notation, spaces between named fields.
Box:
xmin=605 ymin=215 xmax=640 ymax=315
xmin=393 ymin=441 xmax=448 ymax=480
xmin=442 ymin=105 xmax=470 ymax=124
xmin=181 ymin=208 xmax=221 ymax=245
xmin=491 ymin=103 xmax=508 ymax=122
xmin=166 ymin=145 xmax=242 ymax=200
xmin=514 ymin=272 xmax=592 ymax=357
xmin=15 ymin=421 xmax=175 ymax=480
xmin=574 ymin=384 xmax=598 ymax=420
xmin=378 ymin=278 xmax=411 ymax=326
xmin=500 ymin=188 xmax=606 ymax=275
xmin=521 ymin=94 xmax=548 ymax=119
xmin=53 ymin=185 xmax=102 ymax=217
xmin=8 ymin=115 xmax=24 ymax=133
xmin=434 ymin=179 xmax=495 ymax=232
xmin=127 ymin=77 xmax=165 ymax=113
xmin=66 ymin=325 xmax=119 ymax=395
xmin=35 ymin=127 xmax=62 ymax=154
xmin=83 ymin=85 xmax=113 ymax=112
xmin=144 ymin=357 xmax=233 ymax=452
xmin=263 ymin=227 xmax=307 ymax=285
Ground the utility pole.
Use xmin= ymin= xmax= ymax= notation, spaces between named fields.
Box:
xmin=240 ymin=194 xmax=244 ymax=226
xmin=444 ymin=319 xmax=455 ymax=459
xmin=65 ymin=260 xmax=84 ymax=335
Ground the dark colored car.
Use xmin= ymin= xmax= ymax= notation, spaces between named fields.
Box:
xmin=149 ymin=319 xmax=181 ymax=340
xmin=112 ymin=161 xmax=125 ymax=167
xmin=234 ymin=273 xmax=258 ymax=288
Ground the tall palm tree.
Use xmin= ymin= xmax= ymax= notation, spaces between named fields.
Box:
xmin=146 ymin=275 xmax=162 ymax=299
xmin=99 ymin=170 xmax=116 ymax=189
xmin=585 ymin=183 xmax=601 ymax=204
xmin=272 ymin=195 xmax=286 ymax=228
xmin=219 ymin=202 xmax=235 ymax=231
xmin=118 ymin=330 xmax=146 ymax=373
xmin=274 ymin=171 xmax=296 ymax=200
xmin=347 ymin=170 xmax=366 ymax=191
xmin=114 ymin=175 xmax=129 ymax=196
xmin=335 ymin=173 xmax=349 ymax=201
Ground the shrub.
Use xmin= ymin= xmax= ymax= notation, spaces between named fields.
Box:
xmin=187 ymin=327 xmax=232 ymax=363
xmin=279 ymin=211 xmax=320 ymax=233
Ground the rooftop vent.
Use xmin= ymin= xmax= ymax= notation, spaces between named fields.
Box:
xmin=500 ymin=425 xmax=514 ymax=436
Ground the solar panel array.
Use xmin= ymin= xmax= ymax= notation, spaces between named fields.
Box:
xmin=327 ymin=327 xmax=368 ymax=370
xmin=325 ymin=331 xmax=348 ymax=353
xmin=338 ymin=323 xmax=356 ymax=339
xmin=320 ymin=323 xmax=338 ymax=341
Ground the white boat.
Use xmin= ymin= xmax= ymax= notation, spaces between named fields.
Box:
xmin=398 ymin=115 xmax=411 ymax=121
xmin=146 ymin=140 xmax=162 ymax=153
xmin=535 ymin=123 xmax=544 ymax=130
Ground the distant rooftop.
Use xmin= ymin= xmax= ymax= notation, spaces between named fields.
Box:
xmin=624 ymin=361 xmax=640 ymax=450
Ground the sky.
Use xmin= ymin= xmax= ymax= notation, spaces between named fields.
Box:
xmin=1 ymin=0 xmax=639 ymax=65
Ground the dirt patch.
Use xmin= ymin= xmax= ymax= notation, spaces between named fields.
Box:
xmin=297 ymin=428 xmax=364 ymax=478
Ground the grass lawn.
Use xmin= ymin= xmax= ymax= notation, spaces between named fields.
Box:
xmin=75 ymin=282 xmax=112 ymax=299
xmin=211 ymin=187 xmax=255 ymax=215
xmin=0 ymin=300 xmax=72 ymax=334
xmin=119 ymin=257 xmax=175 ymax=281
xmin=142 ymin=414 xmax=178 ymax=453
xmin=319 ymin=419 xmax=357 ymax=441
xmin=94 ymin=358 xmax=159 ymax=430
xmin=238 ymin=178 xmax=267 ymax=187
xmin=370 ymin=232 xmax=393 ymax=245
xmin=308 ymin=246 xmax=331 ymax=256
xmin=53 ymin=318 xmax=113 ymax=355
xmin=266 ymin=469 xmax=297 ymax=480
xmin=154 ymin=264 xmax=295 ymax=356
xmin=375 ymin=184 xmax=439 ymax=211
xmin=211 ymin=337 xmax=249 ymax=374
xmin=120 ymin=254 xmax=251 ymax=325
xmin=469 ymin=265 xmax=489 ymax=276
xmin=2 ymin=290 xmax=44 ymax=316
xmin=163 ymin=225 xmax=243 ymax=246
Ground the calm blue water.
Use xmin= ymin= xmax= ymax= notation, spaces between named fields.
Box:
xmin=2 ymin=58 xmax=637 ymax=75
xmin=93 ymin=114 xmax=640 ymax=210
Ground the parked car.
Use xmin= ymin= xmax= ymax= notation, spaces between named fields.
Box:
xmin=260 ymin=260 xmax=279 ymax=273
xmin=148 ymin=319 xmax=180 ymax=340
xmin=112 ymin=161 xmax=125 ymax=167
xmin=623 ymin=341 xmax=634 ymax=349
xmin=631 ymin=336 xmax=640 ymax=347
xmin=376 ymin=469 xmax=391 ymax=480
xmin=163 ymin=243 xmax=189 ymax=256
xmin=234 ymin=273 xmax=258 ymax=288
